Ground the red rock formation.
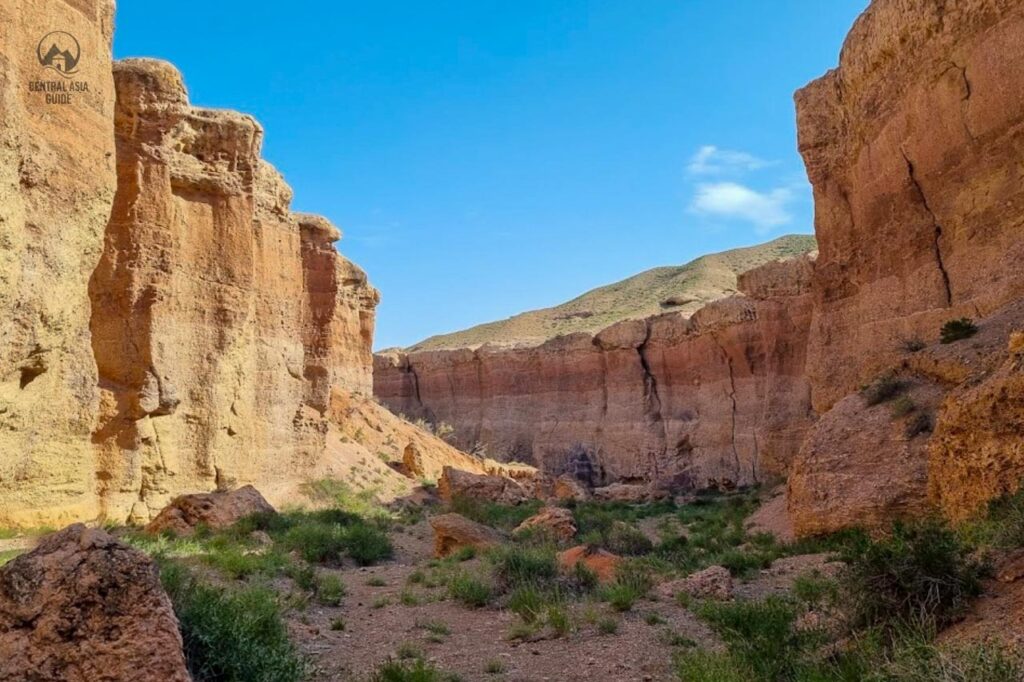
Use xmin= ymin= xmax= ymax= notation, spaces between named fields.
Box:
xmin=797 ymin=0 xmax=1024 ymax=412
xmin=375 ymin=255 xmax=815 ymax=489
xmin=0 ymin=525 xmax=190 ymax=682
xmin=86 ymin=59 xmax=380 ymax=523
xmin=787 ymin=0 xmax=1024 ymax=533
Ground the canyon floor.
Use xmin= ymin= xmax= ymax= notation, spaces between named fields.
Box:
xmin=0 ymin=480 xmax=1010 ymax=682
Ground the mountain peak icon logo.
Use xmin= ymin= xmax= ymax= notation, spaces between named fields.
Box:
xmin=37 ymin=31 xmax=81 ymax=77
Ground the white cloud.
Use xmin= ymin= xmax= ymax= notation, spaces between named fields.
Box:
xmin=687 ymin=145 xmax=771 ymax=176
xmin=689 ymin=182 xmax=794 ymax=232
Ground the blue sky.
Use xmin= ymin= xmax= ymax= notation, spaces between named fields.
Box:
xmin=113 ymin=1 xmax=867 ymax=350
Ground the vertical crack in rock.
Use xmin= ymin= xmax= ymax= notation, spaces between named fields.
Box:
xmin=711 ymin=333 xmax=742 ymax=479
xmin=946 ymin=61 xmax=977 ymax=141
xmin=406 ymin=359 xmax=424 ymax=411
xmin=901 ymin=148 xmax=953 ymax=307
xmin=636 ymin=320 xmax=668 ymax=458
xmin=473 ymin=350 xmax=485 ymax=448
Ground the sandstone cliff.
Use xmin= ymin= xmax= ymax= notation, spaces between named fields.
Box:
xmin=0 ymin=0 xmax=117 ymax=526
xmin=376 ymin=254 xmax=815 ymax=488
xmin=787 ymin=0 xmax=1024 ymax=534
xmin=1 ymin=19 xmax=469 ymax=526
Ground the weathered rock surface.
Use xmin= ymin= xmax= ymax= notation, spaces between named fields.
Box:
xmin=437 ymin=466 xmax=530 ymax=505
xmin=658 ymin=565 xmax=733 ymax=601
xmin=0 ymin=525 xmax=190 ymax=681
xmin=376 ymin=255 xmax=815 ymax=489
xmin=514 ymin=507 xmax=577 ymax=541
xmin=0 ymin=0 xmax=117 ymax=527
xmin=145 ymin=485 xmax=275 ymax=536
xmin=797 ymin=0 xmax=1024 ymax=412
xmin=429 ymin=513 xmax=504 ymax=558
xmin=556 ymin=545 xmax=622 ymax=584
xmin=783 ymin=0 xmax=1024 ymax=532
xmin=788 ymin=377 xmax=943 ymax=536
xmin=0 ymin=28 xmax=480 ymax=527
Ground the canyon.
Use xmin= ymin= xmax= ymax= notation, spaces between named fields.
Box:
xmin=377 ymin=0 xmax=1024 ymax=534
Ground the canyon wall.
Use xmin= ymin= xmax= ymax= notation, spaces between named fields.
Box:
xmin=787 ymin=0 xmax=1024 ymax=533
xmin=375 ymin=255 xmax=815 ymax=488
xmin=0 ymin=0 xmax=117 ymax=526
xmin=0 ymin=11 xmax=454 ymax=526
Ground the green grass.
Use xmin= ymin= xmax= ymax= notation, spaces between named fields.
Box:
xmin=448 ymin=495 xmax=541 ymax=531
xmin=600 ymin=560 xmax=653 ymax=612
xmin=597 ymin=616 xmax=619 ymax=635
xmin=315 ymin=573 xmax=346 ymax=606
xmin=839 ymin=519 xmax=984 ymax=630
xmin=0 ymin=549 xmax=26 ymax=567
xmin=447 ymin=571 xmax=493 ymax=607
xmin=370 ymin=658 xmax=463 ymax=682
xmin=488 ymin=544 xmax=558 ymax=589
xmin=159 ymin=562 xmax=307 ymax=682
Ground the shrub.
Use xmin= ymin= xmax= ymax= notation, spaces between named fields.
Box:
xmin=483 ymin=659 xmax=506 ymax=674
xmin=341 ymin=524 xmax=393 ymax=566
xmin=371 ymin=658 xmax=462 ymax=682
xmin=694 ymin=597 xmax=806 ymax=681
xmin=890 ymin=396 xmax=916 ymax=419
xmin=489 ymin=545 xmax=557 ymax=589
xmin=449 ymin=495 xmax=540 ymax=531
xmin=546 ymin=605 xmax=571 ymax=636
xmin=202 ymin=546 xmax=289 ymax=580
xmin=941 ymin=318 xmax=978 ymax=344
xmin=507 ymin=584 xmax=547 ymax=623
xmin=447 ymin=571 xmax=493 ymax=607
xmin=840 ymin=520 xmax=984 ymax=630
xmin=601 ymin=561 xmax=653 ymax=612
xmin=861 ymin=372 xmax=903 ymax=406
xmin=597 ymin=616 xmax=619 ymax=634
xmin=282 ymin=523 xmax=347 ymax=564
xmin=605 ymin=522 xmax=654 ymax=556
xmin=315 ymin=574 xmax=346 ymax=606
xmin=905 ymin=412 xmax=933 ymax=438
xmin=901 ymin=337 xmax=927 ymax=353
xmin=159 ymin=562 xmax=307 ymax=682
xmin=673 ymin=650 xmax=749 ymax=682
xmin=329 ymin=617 xmax=346 ymax=631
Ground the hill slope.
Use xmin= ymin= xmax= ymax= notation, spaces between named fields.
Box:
xmin=409 ymin=234 xmax=816 ymax=351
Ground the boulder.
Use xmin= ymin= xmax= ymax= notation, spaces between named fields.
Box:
xmin=551 ymin=476 xmax=590 ymax=502
xmin=557 ymin=545 xmax=622 ymax=584
xmin=514 ymin=507 xmax=577 ymax=541
xmin=402 ymin=443 xmax=425 ymax=478
xmin=592 ymin=483 xmax=651 ymax=503
xmin=658 ymin=565 xmax=733 ymax=601
xmin=437 ymin=466 xmax=529 ymax=505
xmin=429 ymin=513 xmax=505 ymax=558
xmin=0 ymin=525 xmax=190 ymax=682
xmin=145 ymin=485 xmax=275 ymax=536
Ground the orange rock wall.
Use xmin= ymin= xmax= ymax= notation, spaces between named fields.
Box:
xmin=375 ymin=256 xmax=815 ymax=488
xmin=0 ymin=0 xmax=117 ymax=526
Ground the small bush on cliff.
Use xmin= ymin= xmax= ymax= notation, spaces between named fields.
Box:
xmin=840 ymin=519 xmax=984 ymax=630
xmin=160 ymin=562 xmax=307 ymax=682
xmin=861 ymin=372 xmax=904 ymax=406
xmin=940 ymin=318 xmax=978 ymax=344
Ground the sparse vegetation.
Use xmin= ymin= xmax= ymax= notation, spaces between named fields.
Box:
xmin=371 ymin=658 xmax=462 ymax=682
xmin=159 ymin=562 xmax=307 ymax=682
xmin=861 ymin=372 xmax=904 ymax=406
xmin=890 ymin=395 xmax=916 ymax=418
xmin=940 ymin=318 xmax=979 ymax=344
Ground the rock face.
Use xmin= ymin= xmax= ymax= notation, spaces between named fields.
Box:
xmin=0 ymin=525 xmax=190 ymax=682
xmin=145 ymin=485 xmax=276 ymax=536
xmin=0 ymin=0 xmax=117 ymax=527
xmin=437 ymin=466 xmax=530 ymax=506
xmin=786 ymin=0 xmax=1024 ymax=533
xmin=376 ymin=255 xmax=815 ymax=489
xmin=87 ymin=59 xmax=380 ymax=523
xmin=797 ymin=0 xmax=1024 ymax=411
xmin=429 ymin=513 xmax=505 ymax=558
xmin=514 ymin=507 xmax=577 ymax=541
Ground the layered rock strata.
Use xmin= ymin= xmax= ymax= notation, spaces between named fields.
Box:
xmin=375 ymin=255 xmax=815 ymax=489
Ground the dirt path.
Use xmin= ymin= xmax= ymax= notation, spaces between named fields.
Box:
xmin=289 ymin=522 xmax=717 ymax=681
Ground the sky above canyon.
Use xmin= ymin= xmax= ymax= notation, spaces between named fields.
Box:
xmin=114 ymin=1 xmax=867 ymax=350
